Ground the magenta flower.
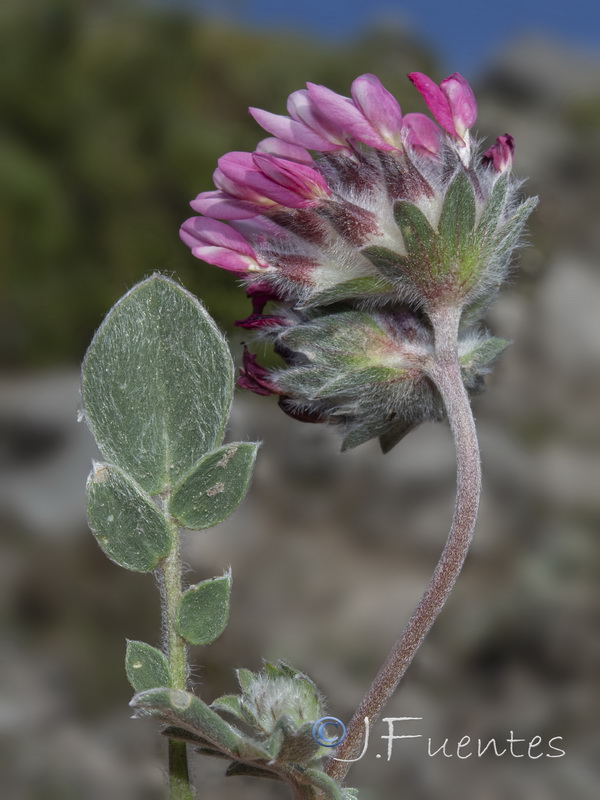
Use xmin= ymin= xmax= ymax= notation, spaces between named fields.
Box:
xmin=255 ymin=137 xmax=314 ymax=166
xmin=179 ymin=217 xmax=270 ymax=273
xmin=408 ymin=72 xmax=477 ymax=144
xmin=249 ymin=89 xmax=349 ymax=152
xmin=192 ymin=151 xmax=331 ymax=220
xmin=482 ymin=134 xmax=515 ymax=173
xmin=305 ymin=74 xmax=402 ymax=150
xmin=402 ymin=112 xmax=443 ymax=157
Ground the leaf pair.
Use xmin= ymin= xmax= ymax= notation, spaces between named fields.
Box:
xmin=82 ymin=275 xmax=258 ymax=572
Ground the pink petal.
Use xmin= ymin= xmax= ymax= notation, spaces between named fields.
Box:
xmin=306 ymin=82 xmax=392 ymax=150
xmin=440 ymin=73 xmax=477 ymax=138
xmin=351 ymin=74 xmax=403 ymax=148
xmin=402 ymin=113 xmax=442 ymax=156
xmin=190 ymin=190 xmax=260 ymax=220
xmin=238 ymin=348 xmax=277 ymax=395
xmin=235 ymin=313 xmax=289 ymax=329
xmin=482 ymin=133 xmax=514 ymax=172
xmin=249 ymin=107 xmax=336 ymax=151
xmin=408 ymin=72 xmax=456 ymax=137
xmin=215 ymin=159 xmax=292 ymax=209
xmin=212 ymin=167 xmax=266 ymax=203
xmin=188 ymin=245 xmax=262 ymax=273
xmin=217 ymin=151 xmax=259 ymax=184
xmin=287 ymin=89 xmax=347 ymax=146
xmin=230 ymin=216 xmax=284 ymax=239
xmin=252 ymin=153 xmax=330 ymax=198
xmin=234 ymin=167 xmax=314 ymax=209
xmin=256 ymin=137 xmax=314 ymax=166
xmin=179 ymin=216 xmax=256 ymax=255
xmin=244 ymin=280 xmax=286 ymax=313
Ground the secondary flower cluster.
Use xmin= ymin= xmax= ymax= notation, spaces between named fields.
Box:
xmin=181 ymin=71 xmax=536 ymax=450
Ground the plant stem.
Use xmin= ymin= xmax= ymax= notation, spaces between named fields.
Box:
xmin=326 ymin=304 xmax=481 ymax=782
xmin=160 ymin=499 xmax=194 ymax=800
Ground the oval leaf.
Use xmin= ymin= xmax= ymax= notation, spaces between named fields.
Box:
xmin=86 ymin=463 xmax=172 ymax=571
xmin=176 ymin=572 xmax=231 ymax=645
xmin=170 ymin=443 xmax=258 ymax=530
xmin=125 ymin=640 xmax=173 ymax=692
xmin=82 ymin=275 xmax=234 ymax=495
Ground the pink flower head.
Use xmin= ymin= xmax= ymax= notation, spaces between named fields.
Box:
xmin=306 ymin=78 xmax=401 ymax=151
xmin=482 ymin=134 xmax=515 ymax=173
xmin=408 ymin=72 xmax=477 ymax=144
xmin=179 ymin=216 xmax=270 ymax=273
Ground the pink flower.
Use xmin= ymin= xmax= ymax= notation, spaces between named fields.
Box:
xmin=255 ymin=137 xmax=314 ymax=166
xmin=249 ymin=88 xmax=349 ymax=152
xmin=306 ymin=76 xmax=402 ymax=151
xmin=191 ymin=151 xmax=331 ymax=220
xmin=402 ymin=113 xmax=443 ymax=157
xmin=482 ymin=134 xmax=515 ymax=173
xmin=408 ymin=72 xmax=477 ymax=144
xmin=179 ymin=217 xmax=270 ymax=273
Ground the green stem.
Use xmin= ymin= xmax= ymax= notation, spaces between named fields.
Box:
xmin=160 ymin=499 xmax=194 ymax=800
xmin=326 ymin=304 xmax=481 ymax=782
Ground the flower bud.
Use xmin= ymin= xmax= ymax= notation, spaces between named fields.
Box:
xmin=482 ymin=133 xmax=515 ymax=173
xmin=212 ymin=661 xmax=327 ymax=765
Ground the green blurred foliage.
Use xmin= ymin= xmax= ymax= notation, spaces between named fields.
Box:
xmin=0 ymin=0 xmax=435 ymax=368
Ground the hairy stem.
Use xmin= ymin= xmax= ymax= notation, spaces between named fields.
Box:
xmin=326 ymin=304 xmax=481 ymax=782
xmin=160 ymin=500 xmax=194 ymax=800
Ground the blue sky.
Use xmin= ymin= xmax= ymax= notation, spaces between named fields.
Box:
xmin=187 ymin=0 xmax=600 ymax=78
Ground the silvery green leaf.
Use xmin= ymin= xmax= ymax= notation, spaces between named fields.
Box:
xmin=170 ymin=443 xmax=258 ymax=530
xmin=302 ymin=768 xmax=348 ymax=800
xmin=161 ymin=726 xmax=218 ymax=747
xmin=460 ymin=336 xmax=509 ymax=373
xmin=302 ymin=276 xmax=395 ymax=307
xmin=125 ymin=640 xmax=172 ymax=692
xmin=361 ymin=245 xmax=410 ymax=282
xmin=82 ymin=275 xmax=233 ymax=495
xmin=86 ymin=463 xmax=172 ymax=572
xmin=211 ymin=695 xmax=246 ymax=722
xmin=477 ymin=172 xmax=509 ymax=237
xmin=236 ymin=668 xmax=256 ymax=694
xmin=130 ymin=688 xmax=241 ymax=755
xmin=393 ymin=200 xmax=438 ymax=266
xmin=492 ymin=197 xmax=538 ymax=260
xmin=176 ymin=571 xmax=231 ymax=645
xmin=438 ymin=171 xmax=476 ymax=255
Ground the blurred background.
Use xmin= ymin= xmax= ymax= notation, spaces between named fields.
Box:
xmin=1 ymin=0 xmax=599 ymax=798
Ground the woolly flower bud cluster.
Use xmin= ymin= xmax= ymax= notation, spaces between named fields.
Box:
xmin=212 ymin=661 xmax=328 ymax=766
xmin=181 ymin=71 xmax=537 ymax=450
